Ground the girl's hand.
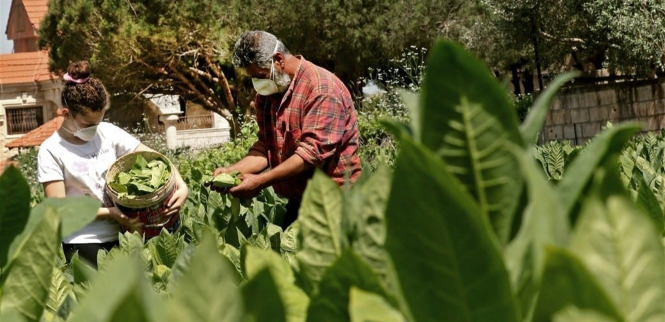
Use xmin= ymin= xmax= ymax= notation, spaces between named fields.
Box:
xmin=110 ymin=207 xmax=143 ymax=233
xmin=163 ymin=179 xmax=189 ymax=218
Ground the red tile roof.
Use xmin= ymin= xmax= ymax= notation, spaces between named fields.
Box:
xmin=6 ymin=115 xmax=63 ymax=148
xmin=0 ymin=50 xmax=53 ymax=84
xmin=22 ymin=0 xmax=49 ymax=29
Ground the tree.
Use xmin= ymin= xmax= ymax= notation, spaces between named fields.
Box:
xmin=39 ymin=0 xmax=238 ymax=120
xmin=468 ymin=0 xmax=665 ymax=81
xmin=39 ymin=0 xmax=478 ymax=121
xmin=228 ymin=0 xmax=473 ymax=83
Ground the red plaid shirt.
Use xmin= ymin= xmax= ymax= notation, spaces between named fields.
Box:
xmin=250 ymin=57 xmax=362 ymax=200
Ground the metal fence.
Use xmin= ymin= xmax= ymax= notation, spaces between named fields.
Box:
xmin=6 ymin=106 xmax=44 ymax=135
xmin=163 ymin=114 xmax=215 ymax=131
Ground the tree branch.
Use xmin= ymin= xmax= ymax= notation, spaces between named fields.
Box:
xmin=203 ymin=54 xmax=236 ymax=110
xmin=170 ymin=64 xmax=232 ymax=120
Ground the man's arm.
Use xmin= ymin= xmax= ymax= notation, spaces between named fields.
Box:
xmin=214 ymin=150 xmax=269 ymax=176
xmin=228 ymin=154 xmax=313 ymax=200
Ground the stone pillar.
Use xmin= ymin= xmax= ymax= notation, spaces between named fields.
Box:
xmin=213 ymin=113 xmax=231 ymax=129
xmin=159 ymin=113 xmax=181 ymax=149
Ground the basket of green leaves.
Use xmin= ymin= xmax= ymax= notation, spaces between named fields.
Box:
xmin=104 ymin=150 xmax=179 ymax=238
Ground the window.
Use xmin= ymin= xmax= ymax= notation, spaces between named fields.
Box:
xmin=6 ymin=106 xmax=44 ymax=135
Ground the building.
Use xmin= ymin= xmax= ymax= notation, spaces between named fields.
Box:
xmin=1 ymin=0 xmax=59 ymax=159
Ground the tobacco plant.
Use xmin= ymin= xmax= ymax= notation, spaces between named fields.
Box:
xmin=2 ymin=40 xmax=665 ymax=322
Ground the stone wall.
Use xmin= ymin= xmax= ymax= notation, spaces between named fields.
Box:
xmin=175 ymin=127 xmax=231 ymax=150
xmin=541 ymin=78 xmax=665 ymax=145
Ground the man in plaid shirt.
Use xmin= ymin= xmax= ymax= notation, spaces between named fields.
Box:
xmin=214 ymin=31 xmax=362 ymax=228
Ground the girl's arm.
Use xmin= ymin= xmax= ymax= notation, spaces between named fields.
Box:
xmin=42 ymin=181 xmax=142 ymax=231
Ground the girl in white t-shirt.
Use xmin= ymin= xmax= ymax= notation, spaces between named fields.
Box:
xmin=37 ymin=61 xmax=189 ymax=268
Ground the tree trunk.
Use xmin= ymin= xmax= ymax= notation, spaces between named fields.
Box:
xmin=511 ymin=65 xmax=521 ymax=96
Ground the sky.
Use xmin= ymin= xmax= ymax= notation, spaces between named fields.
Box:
xmin=0 ymin=0 xmax=13 ymax=54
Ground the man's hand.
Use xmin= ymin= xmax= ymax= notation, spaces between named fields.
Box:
xmin=229 ymin=173 xmax=266 ymax=200
xmin=110 ymin=207 xmax=143 ymax=233
xmin=213 ymin=167 xmax=230 ymax=177
xmin=210 ymin=167 xmax=232 ymax=194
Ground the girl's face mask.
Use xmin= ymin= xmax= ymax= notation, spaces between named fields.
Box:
xmin=71 ymin=120 xmax=98 ymax=141
xmin=62 ymin=115 xmax=99 ymax=141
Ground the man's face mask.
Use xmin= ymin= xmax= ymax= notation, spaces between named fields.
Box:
xmin=252 ymin=42 xmax=290 ymax=96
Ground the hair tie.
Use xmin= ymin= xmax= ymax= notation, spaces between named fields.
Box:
xmin=63 ymin=73 xmax=90 ymax=84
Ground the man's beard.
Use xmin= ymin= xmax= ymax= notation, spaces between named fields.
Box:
xmin=274 ymin=68 xmax=292 ymax=92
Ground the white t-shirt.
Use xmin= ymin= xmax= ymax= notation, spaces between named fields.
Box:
xmin=37 ymin=122 xmax=141 ymax=244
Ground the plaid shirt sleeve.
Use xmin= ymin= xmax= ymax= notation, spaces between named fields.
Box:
xmin=295 ymin=93 xmax=348 ymax=167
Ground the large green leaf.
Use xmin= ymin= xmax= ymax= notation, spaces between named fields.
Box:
xmin=347 ymin=166 xmax=391 ymax=279
xmin=165 ymin=234 xmax=243 ymax=322
xmin=557 ymin=123 xmax=641 ymax=219
xmin=167 ymin=243 xmax=196 ymax=293
xmin=7 ymin=197 xmax=100 ymax=268
xmin=296 ymin=170 xmax=344 ymax=292
xmin=0 ymin=309 xmax=27 ymax=322
xmin=398 ymin=89 xmax=420 ymax=140
xmin=348 ymin=287 xmax=405 ymax=322
xmin=503 ymin=144 xmax=569 ymax=319
xmin=385 ymin=137 xmax=518 ymax=322
xmin=520 ymin=72 xmax=579 ymax=145
xmin=281 ymin=222 xmax=300 ymax=270
xmin=242 ymin=268 xmax=286 ymax=322
xmin=552 ymin=307 xmax=616 ymax=322
xmin=419 ymin=40 xmax=524 ymax=243
xmin=570 ymin=171 xmax=665 ymax=322
xmin=68 ymin=254 xmax=161 ymax=322
xmin=147 ymin=229 xmax=184 ymax=268
xmin=0 ymin=209 xmax=60 ymax=322
xmin=242 ymin=246 xmax=309 ymax=322
xmin=306 ymin=249 xmax=396 ymax=322
xmin=36 ymin=197 xmax=101 ymax=237
xmin=533 ymin=247 xmax=622 ymax=321
xmin=635 ymin=176 xmax=664 ymax=235
xmin=0 ymin=166 xmax=31 ymax=269
xmin=44 ymin=267 xmax=76 ymax=321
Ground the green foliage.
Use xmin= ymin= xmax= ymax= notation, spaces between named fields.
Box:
xmin=165 ymin=235 xmax=242 ymax=322
xmin=473 ymin=0 xmax=665 ymax=76
xmin=306 ymin=249 xmax=395 ymax=322
xmin=13 ymin=148 xmax=44 ymax=206
xmin=241 ymin=246 xmax=308 ymax=322
xmin=0 ymin=167 xmax=31 ymax=270
xmin=534 ymin=247 xmax=622 ymax=321
xmin=210 ymin=171 xmax=242 ymax=188
xmin=418 ymin=40 xmax=524 ymax=244
xmin=514 ymin=94 xmax=533 ymax=122
xmin=9 ymin=37 xmax=665 ymax=322
xmin=0 ymin=210 xmax=60 ymax=322
xmin=229 ymin=1 xmax=466 ymax=82
xmin=533 ymin=140 xmax=582 ymax=181
xmin=386 ymin=136 xmax=519 ymax=322
xmin=40 ymin=0 xmax=237 ymax=117
xmin=354 ymin=47 xmax=424 ymax=172
xmin=241 ymin=269 xmax=286 ymax=322
xmin=296 ymin=171 xmax=344 ymax=293
xmin=108 ymin=155 xmax=171 ymax=199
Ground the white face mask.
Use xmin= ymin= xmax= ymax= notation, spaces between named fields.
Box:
xmin=63 ymin=116 xmax=98 ymax=141
xmin=252 ymin=71 xmax=280 ymax=96
xmin=251 ymin=42 xmax=288 ymax=96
